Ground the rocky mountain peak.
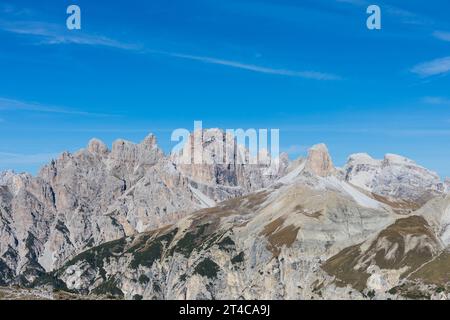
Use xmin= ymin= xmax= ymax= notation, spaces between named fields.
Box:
xmin=171 ymin=129 xmax=233 ymax=165
xmin=344 ymin=151 xmax=444 ymax=204
xmin=141 ymin=133 xmax=158 ymax=150
xmin=304 ymin=143 xmax=334 ymax=177
xmin=0 ymin=170 xmax=15 ymax=186
xmin=383 ymin=153 xmax=416 ymax=166
xmin=87 ymin=138 xmax=109 ymax=156
xmin=111 ymin=139 xmax=135 ymax=156
xmin=171 ymin=129 xmax=288 ymax=191
xmin=347 ymin=153 xmax=379 ymax=166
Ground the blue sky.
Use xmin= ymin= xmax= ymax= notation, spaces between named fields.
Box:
xmin=0 ymin=0 xmax=449 ymax=177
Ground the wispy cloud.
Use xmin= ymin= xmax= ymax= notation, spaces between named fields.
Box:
xmin=0 ymin=19 xmax=138 ymax=50
xmin=433 ymin=31 xmax=450 ymax=42
xmin=0 ymin=152 xmax=58 ymax=166
xmin=151 ymin=50 xmax=341 ymax=80
xmin=0 ymin=97 xmax=117 ymax=117
xmin=0 ymin=3 xmax=136 ymax=49
xmin=1 ymin=3 xmax=15 ymax=14
xmin=0 ymin=4 xmax=340 ymax=81
xmin=0 ymin=3 xmax=32 ymax=16
xmin=422 ymin=96 xmax=450 ymax=106
xmin=411 ymin=57 xmax=450 ymax=77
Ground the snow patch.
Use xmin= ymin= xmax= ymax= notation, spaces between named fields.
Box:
xmin=278 ymin=161 xmax=305 ymax=184
xmin=189 ymin=185 xmax=216 ymax=208
xmin=348 ymin=153 xmax=380 ymax=166
xmin=384 ymin=154 xmax=415 ymax=166
xmin=326 ymin=177 xmax=383 ymax=209
xmin=440 ymin=203 xmax=450 ymax=246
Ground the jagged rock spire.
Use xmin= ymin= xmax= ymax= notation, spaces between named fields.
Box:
xmin=304 ymin=143 xmax=334 ymax=177
xmin=87 ymin=138 xmax=109 ymax=156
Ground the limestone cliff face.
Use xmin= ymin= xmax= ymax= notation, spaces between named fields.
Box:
xmin=171 ymin=129 xmax=289 ymax=192
xmin=304 ymin=143 xmax=335 ymax=177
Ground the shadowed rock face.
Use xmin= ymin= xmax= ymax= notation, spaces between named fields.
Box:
xmin=0 ymin=133 xmax=448 ymax=300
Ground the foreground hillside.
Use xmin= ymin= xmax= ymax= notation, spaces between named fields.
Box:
xmin=38 ymin=177 xmax=450 ymax=299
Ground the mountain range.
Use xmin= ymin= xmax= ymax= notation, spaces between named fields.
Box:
xmin=0 ymin=130 xmax=449 ymax=300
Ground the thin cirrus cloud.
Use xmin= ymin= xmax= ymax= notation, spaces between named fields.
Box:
xmin=153 ymin=51 xmax=341 ymax=80
xmin=433 ymin=31 xmax=450 ymax=42
xmin=0 ymin=12 xmax=340 ymax=80
xmin=0 ymin=97 xmax=117 ymax=117
xmin=0 ymin=2 xmax=132 ymax=49
xmin=0 ymin=19 xmax=138 ymax=50
xmin=422 ymin=96 xmax=450 ymax=106
xmin=411 ymin=57 xmax=450 ymax=77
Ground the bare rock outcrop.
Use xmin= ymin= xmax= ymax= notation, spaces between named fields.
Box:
xmin=304 ymin=144 xmax=334 ymax=177
xmin=171 ymin=129 xmax=288 ymax=192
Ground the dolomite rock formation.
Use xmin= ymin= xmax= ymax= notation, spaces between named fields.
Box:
xmin=0 ymin=133 xmax=449 ymax=300
xmin=171 ymin=129 xmax=289 ymax=191
xmin=0 ymin=130 xmax=287 ymax=284
xmin=304 ymin=143 xmax=335 ymax=177
xmin=0 ymin=171 xmax=16 ymax=187
xmin=343 ymin=153 xmax=445 ymax=206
